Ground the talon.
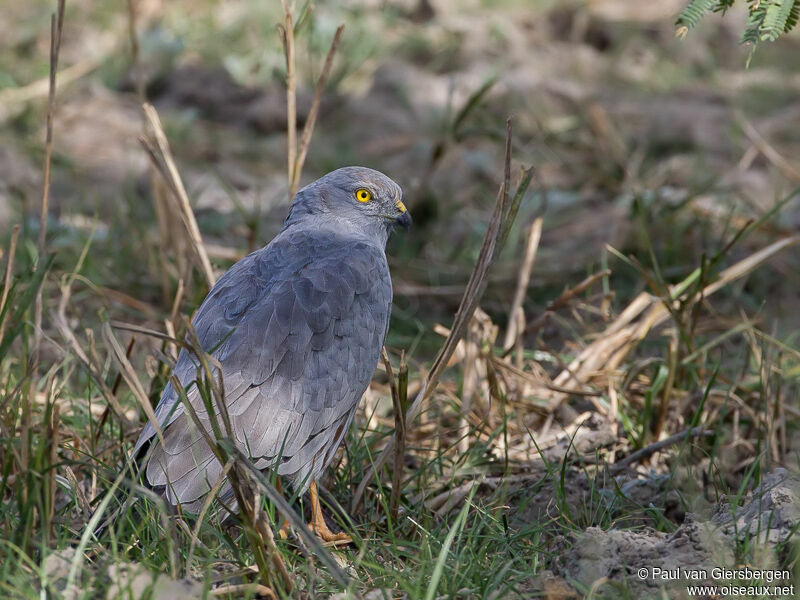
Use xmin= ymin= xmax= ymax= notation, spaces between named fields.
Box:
xmin=278 ymin=519 xmax=289 ymax=540
xmin=308 ymin=481 xmax=353 ymax=545
xmin=307 ymin=521 xmax=353 ymax=544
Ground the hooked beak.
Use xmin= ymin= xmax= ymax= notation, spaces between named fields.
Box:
xmin=395 ymin=199 xmax=412 ymax=230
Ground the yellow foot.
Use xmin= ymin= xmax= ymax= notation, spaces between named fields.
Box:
xmin=308 ymin=480 xmax=352 ymax=545
xmin=307 ymin=520 xmax=352 ymax=545
xmin=278 ymin=519 xmax=289 ymax=540
xmin=279 ymin=518 xmax=351 ymax=544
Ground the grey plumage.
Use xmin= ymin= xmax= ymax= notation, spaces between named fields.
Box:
xmin=133 ymin=166 xmax=409 ymax=512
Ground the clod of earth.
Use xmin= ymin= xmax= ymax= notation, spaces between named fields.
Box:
xmin=546 ymin=469 xmax=800 ymax=598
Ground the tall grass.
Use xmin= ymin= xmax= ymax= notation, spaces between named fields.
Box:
xmin=0 ymin=1 xmax=798 ymax=598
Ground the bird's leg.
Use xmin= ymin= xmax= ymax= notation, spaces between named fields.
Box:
xmin=275 ymin=476 xmax=290 ymax=540
xmin=308 ymin=481 xmax=352 ymax=544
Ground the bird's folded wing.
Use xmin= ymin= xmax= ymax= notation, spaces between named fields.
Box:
xmin=135 ymin=230 xmax=392 ymax=507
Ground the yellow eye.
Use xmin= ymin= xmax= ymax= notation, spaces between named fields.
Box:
xmin=355 ymin=188 xmax=372 ymax=203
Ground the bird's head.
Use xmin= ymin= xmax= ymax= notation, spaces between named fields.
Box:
xmin=287 ymin=166 xmax=412 ymax=238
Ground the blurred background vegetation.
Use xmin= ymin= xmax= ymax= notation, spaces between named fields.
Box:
xmin=1 ymin=0 xmax=799 ymax=598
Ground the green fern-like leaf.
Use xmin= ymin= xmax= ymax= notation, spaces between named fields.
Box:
xmin=760 ymin=0 xmax=796 ymax=41
xmin=712 ymin=0 xmax=737 ymax=13
xmin=679 ymin=0 xmax=799 ymax=54
xmin=740 ymin=4 xmax=768 ymax=44
xmin=783 ymin=0 xmax=800 ymax=30
xmin=676 ymin=0 xmax=718 ymax=28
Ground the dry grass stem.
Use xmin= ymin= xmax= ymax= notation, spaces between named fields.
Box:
xmin=0 ymin=224 xmax=20 ymax=343
xmin=290 ymin=24 xmax=345 ymax=198
xmin=102 ymin=322 xmax=165 ymax=447
xmin=280 ymin=0 xmax=297 ymax=201
xmin=26 ymin=0 xmax=66 ymax=491
xmin=210 ymin=583 xmax=276 ymax=598
xmin=459 ymin=325 xmax=479 ymax=454
xmin=92 ymin=335 xmax=134 ymax=444
xmin=228 ymin=446 xmax=349 ymax=588
xmin=381 ymin=348 xmax=407 ymax=521
xmin=279 ymin=1 xmax=345 ymax=200
xmin=45 ymin=390 xmax=60 ymax=542
xmin=0 ymin=58 xmax=97 ymax=112
xmin=543 ymin=236 xmax=800 ymax=410
xmin=509 ymin=268 xmax=611 ymax=354
xmin=51 ymin=310 xmax=133 ymax=427
xmin=64 ymin=465 xmax=91 ymax=518
xmin=503 ymin=217 xmax=542 ymax=352
xmin=0 ymin=27 xmax=115 ymax=124
xmin=736 ymin=111 xmax=800 ymax=183
xmin=140 ymin=103 xmax=216 ymax=288
xmin=353 ymin=118 xmax=532 ymax=508
xmin=609 ymin=426 xmax=712 ymax=475
xmin=126 ymin=0 xmax=145 ymax=101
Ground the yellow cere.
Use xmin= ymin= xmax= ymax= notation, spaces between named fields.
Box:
xmin=396 ymin=200 xmax=407 ymax=213
xmin=355 ymin=188 xmax=372 ymax=202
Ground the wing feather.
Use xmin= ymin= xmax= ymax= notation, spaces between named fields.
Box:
xmin=135 ymin=225 xmax=392 ymax=508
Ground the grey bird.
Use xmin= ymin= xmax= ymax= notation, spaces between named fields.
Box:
xmin=132 ymin=166 xmax=410 ymax=541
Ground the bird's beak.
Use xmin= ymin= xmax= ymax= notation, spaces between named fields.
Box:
xmin=395 ymin=199 xmax=412 ymax=230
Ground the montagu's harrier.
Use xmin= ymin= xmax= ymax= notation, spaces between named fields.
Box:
xmin=133 ymin=166 xmax=410 ymax=541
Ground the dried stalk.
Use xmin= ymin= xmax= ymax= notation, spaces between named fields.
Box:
xmin=290 ymin=24 xmax=345 ymax=198
xmin=210 ymin=584 xmax=276 ymax=599
xmin=0 ymin=224 xmax=20 ymax=343
xmin=227 ymin=445 xmax=350 ymax=588
xmin=92 ymin=336 xmax=133 ymax=444
xmin=26 ymin=0 xmax=66 ymax=491
xmin=509 ymin=268 xmax=611 ymax=353
xmin=52 ymin=242 xmax=135 ymax=429
xmin=459 ymin=321 xmax=480 ymax=453
xmin=736 ymin=111 xmax=800 ymax=183
xmin=126 ymin=0 xmax=145 ymax=101
xmin=279 ymin=0 xmax=297 ymax=200
xmin=140 ymin=103 xmax=216 ymax=288
xmin=51 ymin=311 xmax=133 ymax=427
xmin=45 ymin=391 xmax=60 ymax=543
xmin=381 ymin=349 xmax=408 ymax=522
xmin=609 ymin=426 xmax=712 ymax=475
xmin=542 ymin=235 xmax=800 ymax=411
xmin=102 ymin=322 xmax=166 ymax=448
xmin=279 ymin=2 xmax=344 ymax=200
xmin=502 ymin=217 xmax=542 ymax=352
xmin=353 ymin=119 xmax=533 ymax=509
